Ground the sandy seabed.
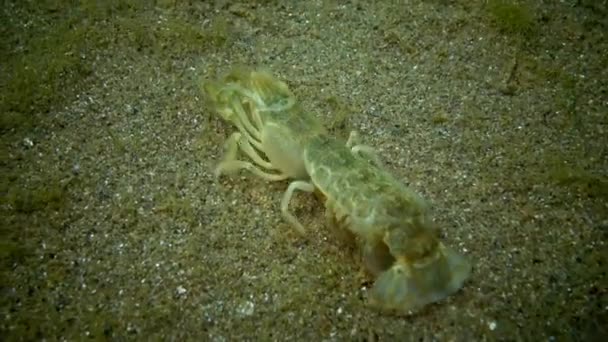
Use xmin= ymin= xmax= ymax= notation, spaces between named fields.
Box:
xmin=1 ymin=1 xmax=606 ymax=340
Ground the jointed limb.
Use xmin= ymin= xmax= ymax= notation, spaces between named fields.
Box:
xmin=231 ymin=102 xmax=264 ymax=151
xmin=215 ymin=132 xmax=286 ymax=181
xmin=216 ymin=160 xmax=289 ymax=181
xmin=238 ymin=133 xmax=275 ymax=170
xmin=346 ymin=131 xmax=384 ymax=168
xmin=281 ymin=180 xmax=315 ymax=234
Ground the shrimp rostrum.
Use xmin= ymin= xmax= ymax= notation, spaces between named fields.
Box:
xmin=203 ymin=69 xmax=471 ymax=314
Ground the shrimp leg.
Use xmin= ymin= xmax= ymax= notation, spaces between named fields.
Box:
xmin=281 ymin=180 xmax=315 ymax=234
xmin=346 ymin=131 xmax=384 ymax=167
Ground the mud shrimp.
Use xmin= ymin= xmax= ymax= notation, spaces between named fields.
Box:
xmin=203 ymin=69 xmax=471 ymax=314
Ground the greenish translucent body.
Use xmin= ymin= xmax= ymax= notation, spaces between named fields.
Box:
xmin=205 ymin=68 xmax=471 ymax=314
